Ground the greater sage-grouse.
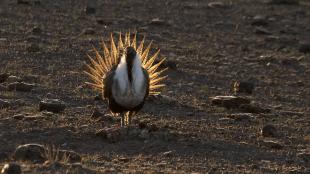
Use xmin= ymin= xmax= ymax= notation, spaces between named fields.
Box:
xmin=85 ymin=32 xmax=167 ymax=126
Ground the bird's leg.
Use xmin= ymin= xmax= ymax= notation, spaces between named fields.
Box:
xmin=120 ymin=113 xmax=125 ymax=127
xmin=124 ymin=112 xmax=129 ymax=126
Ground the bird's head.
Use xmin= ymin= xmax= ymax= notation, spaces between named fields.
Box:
xmin=125 ymin=46 xmax=137 ymax=66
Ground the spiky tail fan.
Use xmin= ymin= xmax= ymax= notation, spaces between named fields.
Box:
xmin=84 ymin=32 xmax=167 ymax=97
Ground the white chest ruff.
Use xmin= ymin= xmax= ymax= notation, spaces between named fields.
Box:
xmin=112 ymin=83 xmax=146 ymax=108
xmin=111 ymin=54 xmax=147 ymax=108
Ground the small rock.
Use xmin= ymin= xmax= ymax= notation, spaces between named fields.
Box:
xmin=6 ymin=76 xmax=21 ymax=83
xmin=27 ymin=43 xmax=40 ymax=52
xmin=23 ymin=115 xmax=45 ymax=121
xmin=91 ymin=109 xmax=103 ymax=119
xmin=208 ymin=2 xmax=226 ymax=8
xmin=0 ymin=73 xmax=9 ymax=83
xmin=1 ymin=163 xmax=21 ymax=174
xmin=261 ymin=124 xmax=277 ymax=137
xmin=210 ymin=96 xmax=251 ymax=109
xmin=26 ymin=35 xmax=40 ymax=42
xmin=255 ymin=27 xmax=272 ymax=35
xmin=260 ymin=140 xmax=283 ymax=149
xmin=239 ymin=104 xmax=271 ymax=113
xmin=12 ymin=114 xmax=25 ymax=120
xmin=148 ymin=18 xmax=167 ymax=26
xmin=299 ymin=41 xmax=310 ymax=53
xmin=162 ymin=151 xmax=173 ymax=157
xmin=82 ymin=28 xmax=95 ymax=35
xmin=118 ymin=157 xmax=130 ymax=163
xmin=0 ymin=99 xmax=10 ymax=109
xmin=30 ymin=26 xmax=42 ymax=34
xmin=233 ymin=81 xmax=254 ymax=94
xmin=39 ymin=99 xmax=66 ymax=113
xmin=85 ymin=6 xmax=96 ymax=14
xmin=7 ymin=82 xmax=34 ymax=92
xmin=251 ymin=15 xmax=268 ymax=26
xmin=13 ymin=144 xmax=45 ymax=163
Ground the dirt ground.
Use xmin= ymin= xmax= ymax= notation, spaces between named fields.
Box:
xmin=0 ymin=0 xmax=309 ymax=173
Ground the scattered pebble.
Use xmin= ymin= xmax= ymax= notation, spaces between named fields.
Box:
xmin=255 ymin=27 xmax=272 ymax=35
xmin=30 ymin=26 xmax=42 ymax=34
xmin=260 ymin=140 xmax=283 ymax=149
xmin=148 ymin=18 xmax=167 ymax=26
xmin=162 ymin=151 xmax=173 ymax=157
xmin=39 ymin=99 xmax=66 ymax=113
xmin=0 ymin=73 xmax=9 ymax=83
xmin=251 ymin=15 xmax=268 ymax=26
xmin=261 ymin=124 xmax=277 ymax=137
xmin=210 ymin=96 xmax=251 ymax=109
xmin=23 ymin=115 xmax=45 ymax=121
xmin=0 ymin=99 xmax=10 ymax=109
xmin=1 ymin=163 xmax=21 ymax=174
xmin=13 ymin=144 xmax=45 ymax=163
xmin=6 ymin=76 xmax=21 ymax=83
xmin=26 ymin=35 xmax=40 ymax=42
xmin=82 ymin=28 xmax=95 ymax=35
xmin=233 ymin=81 xmax=254 ymax=94
xmin=12 ymin=114 xmax=25 ymax=120
xmin=7 ymin=82 xmax=34 ymax=92
xmin=208 ymin=2 xmax=226 ymax=8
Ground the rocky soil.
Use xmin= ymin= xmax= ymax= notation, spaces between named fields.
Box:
xmin=0 ymin=0 xmax=309 ymax=173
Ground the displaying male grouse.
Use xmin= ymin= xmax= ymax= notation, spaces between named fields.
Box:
xmin=85 ymin=32 xmax=167 ymax=126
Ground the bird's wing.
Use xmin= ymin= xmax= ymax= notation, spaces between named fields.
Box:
xmin=103 ymin=66 xmax=117 ymax=99
xmin=142 ymin=68 xmax=150 ymax=98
